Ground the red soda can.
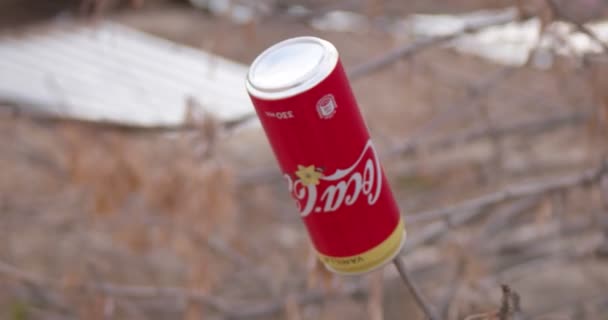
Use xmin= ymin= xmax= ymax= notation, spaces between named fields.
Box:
xmin=246 ymin=37 xmax=405 ymax=275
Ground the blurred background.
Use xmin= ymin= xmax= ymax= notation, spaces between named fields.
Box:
xmin=1 ymin=0 xmax=607 ymax=319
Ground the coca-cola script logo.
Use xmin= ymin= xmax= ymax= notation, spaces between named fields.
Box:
xmin=285 ymin=140 xmax=382 ymax=217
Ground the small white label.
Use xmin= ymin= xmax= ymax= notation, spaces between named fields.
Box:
xmin=265 ymin=111 xmax=294 ymax=119
xmin=317 ymin=94 xmax=337 ymax=119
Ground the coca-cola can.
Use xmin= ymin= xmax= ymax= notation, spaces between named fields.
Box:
xmin=246 ymin=37 xmax=405 ymax=275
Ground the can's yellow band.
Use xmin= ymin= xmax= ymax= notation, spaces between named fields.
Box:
xmin=317 ymin=219 xmax=406 ymax=275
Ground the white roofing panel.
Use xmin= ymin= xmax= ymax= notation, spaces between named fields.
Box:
xmin=0 ymin=21 xmax=255 ymax=127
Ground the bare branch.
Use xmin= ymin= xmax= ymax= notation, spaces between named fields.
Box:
xmin=367 ymin=269 xmax=384 ymax=320
xmin=90 ymin=283 xmax=229 ymax=308
xmin=0 ymin=260 xmax=233 ymax=315
xmin=466 ymin=285 xmax=525 ymax=320
xmin=267 ymin=0 xmax=361 ymax=23
xmin=393 ymin=257 xmax=441 ymax=320
xmin=225 ymin=282 xmax=367 ymax=319
xmin=204 ymin=235 xmax=277 ymax=295
xmin=479 ymin=230 xmax=600 ymax=290
xmin=391 ymin=111 xmax=586 ymax=158
xmin=546 ymin=0 xmax=608 ymax=52
xmin=479 ymin=215 xmax=597 ymax=255
xmin=0 ymin=104 xmax=256 ymax=134
xmin=224 ymin=261 xmax=445 ymax=319
xmin=0 ymin=259 xmax=53 ymax=286
xmin=477 ymin=197 xmax=543 ymax=242
xmin=437 ymin=259 xmax=466 ymax=319
xmin=397 ymin=164 xmax=607 ymax=258
xmin=530 ymin=294 xmax=608 ymax=318
xmin=498 ymin=285 xmax=512 ymax=320
xmin=386 ymin=66 xmax=519 ymax=158
xmin=347 ymin=9 xmax=518 ymax=80
xmin=406 ymin=161 xmax=608 ymax=224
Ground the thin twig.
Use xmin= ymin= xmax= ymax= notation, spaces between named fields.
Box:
xmin=546 ymin=0 xmax=608 ymax=53
xmin=271 ymin=0 xmax=362 ymax=23
xmin=205 ymin=235 xmax=277 ymax=296
xmin=392 ymin=111 xmax=586 ymax=157
xmin=479 ymin=215 xmax=596 ymax=255
xmin=0 ymin=260 xmax=233 ymax=315
xmin=90 ymin=283 xmax=227 ymax=307
xmin=479 ymin=229 xmax=600 ymax=290
xmin=0 ymin=259 xmax=52 ymax=286
xmin=347 ymin=9 xmax=518 ymax=80
xmin=225 ymin=282 xmax=367 ymax=319
xmin=407 ymin=161 xmax=608 ymax=224
xmin=385 ymin=66 xmax=519 ymax=158
xmin=0 ymin=104 xmax=256 ymax=134
xmin=393 ymin=257 xmax=441 ymax=320
xmin=207 ymin=262 xmax=442 ymax=319
xmin=477 ymin=197 xmax=543 ymax=242
xmin=466 ymin=285 xmax=525 ymax=320
xmin=399 ymin=164 xmax=607 ymax=256
xmin=498 ymin=285 xmax=512 ymax=320
xmin=531 ymin=294 xmax=608 ymax=318
xmin=367 ymin=269 xmax=384 ymax=320
xmin=437 ymin=259 xmax=466 ymax=319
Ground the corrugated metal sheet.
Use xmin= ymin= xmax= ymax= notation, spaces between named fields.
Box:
xmin=0 ymin=21 xmax=254 ymax=127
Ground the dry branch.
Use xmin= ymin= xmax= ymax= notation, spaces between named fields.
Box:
xmin=0 ymin=260 xmax=234 ymax=315
xmin=479 ymin=215 xmax=597 ymax=255
xmin=203 ymin=235 xmax=277 ymax=295
xmin=386 ymin=66 xmax=519 ymax=158
xmin=479 ymin=231 xmax=600 ymax=290
xmin=274 ymin=0 xmax=361 ymax=23
xmin=393 ymin=257 xmax=441 ymax=320
xmin=498 ymin=285 xmax=525 ymax=320
xmin=477 ymin=197 xmax=543 ymax=242
xmin=546 ymin=0 xmax=608 ymax=53
xmin=391 ymin=110 xmax=586 ymax=158
xmin=347 ymin=9 xmax=518 ymax=80
xmin=0 ymin=258 xmax=367 ymax=320
xmin=437 ymin=259 xmax=467 ymax=319
xmin=399 ymin=163 xmax=607 ymax=257
xmin=406 ymin=160 xmax=608 ymax=224
xmin=403 ymin=199 xmax=530 ymax=254
xmin=225 ymin=282 xmax=367 ymax=319
xmin=367 ymin=269 xmax=384 ymax=320
xmin=0 ymin=104 xmax=256 ymax=134
xmin=227 ymin=259 xmax=447 ymax=319
xmin=463 ymin=285 xmax=525 ymax=320
xmin=421 ymin=111 xmax=586 ymax=155
xmin=530 ymin=293 xmax=608 ymax=318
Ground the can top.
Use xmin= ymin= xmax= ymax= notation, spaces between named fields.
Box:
xmin=246 ymin=37 xmax=339 ymax=100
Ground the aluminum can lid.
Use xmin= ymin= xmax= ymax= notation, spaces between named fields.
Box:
xmin=246 ymin=37 xmax=339 ymax=100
